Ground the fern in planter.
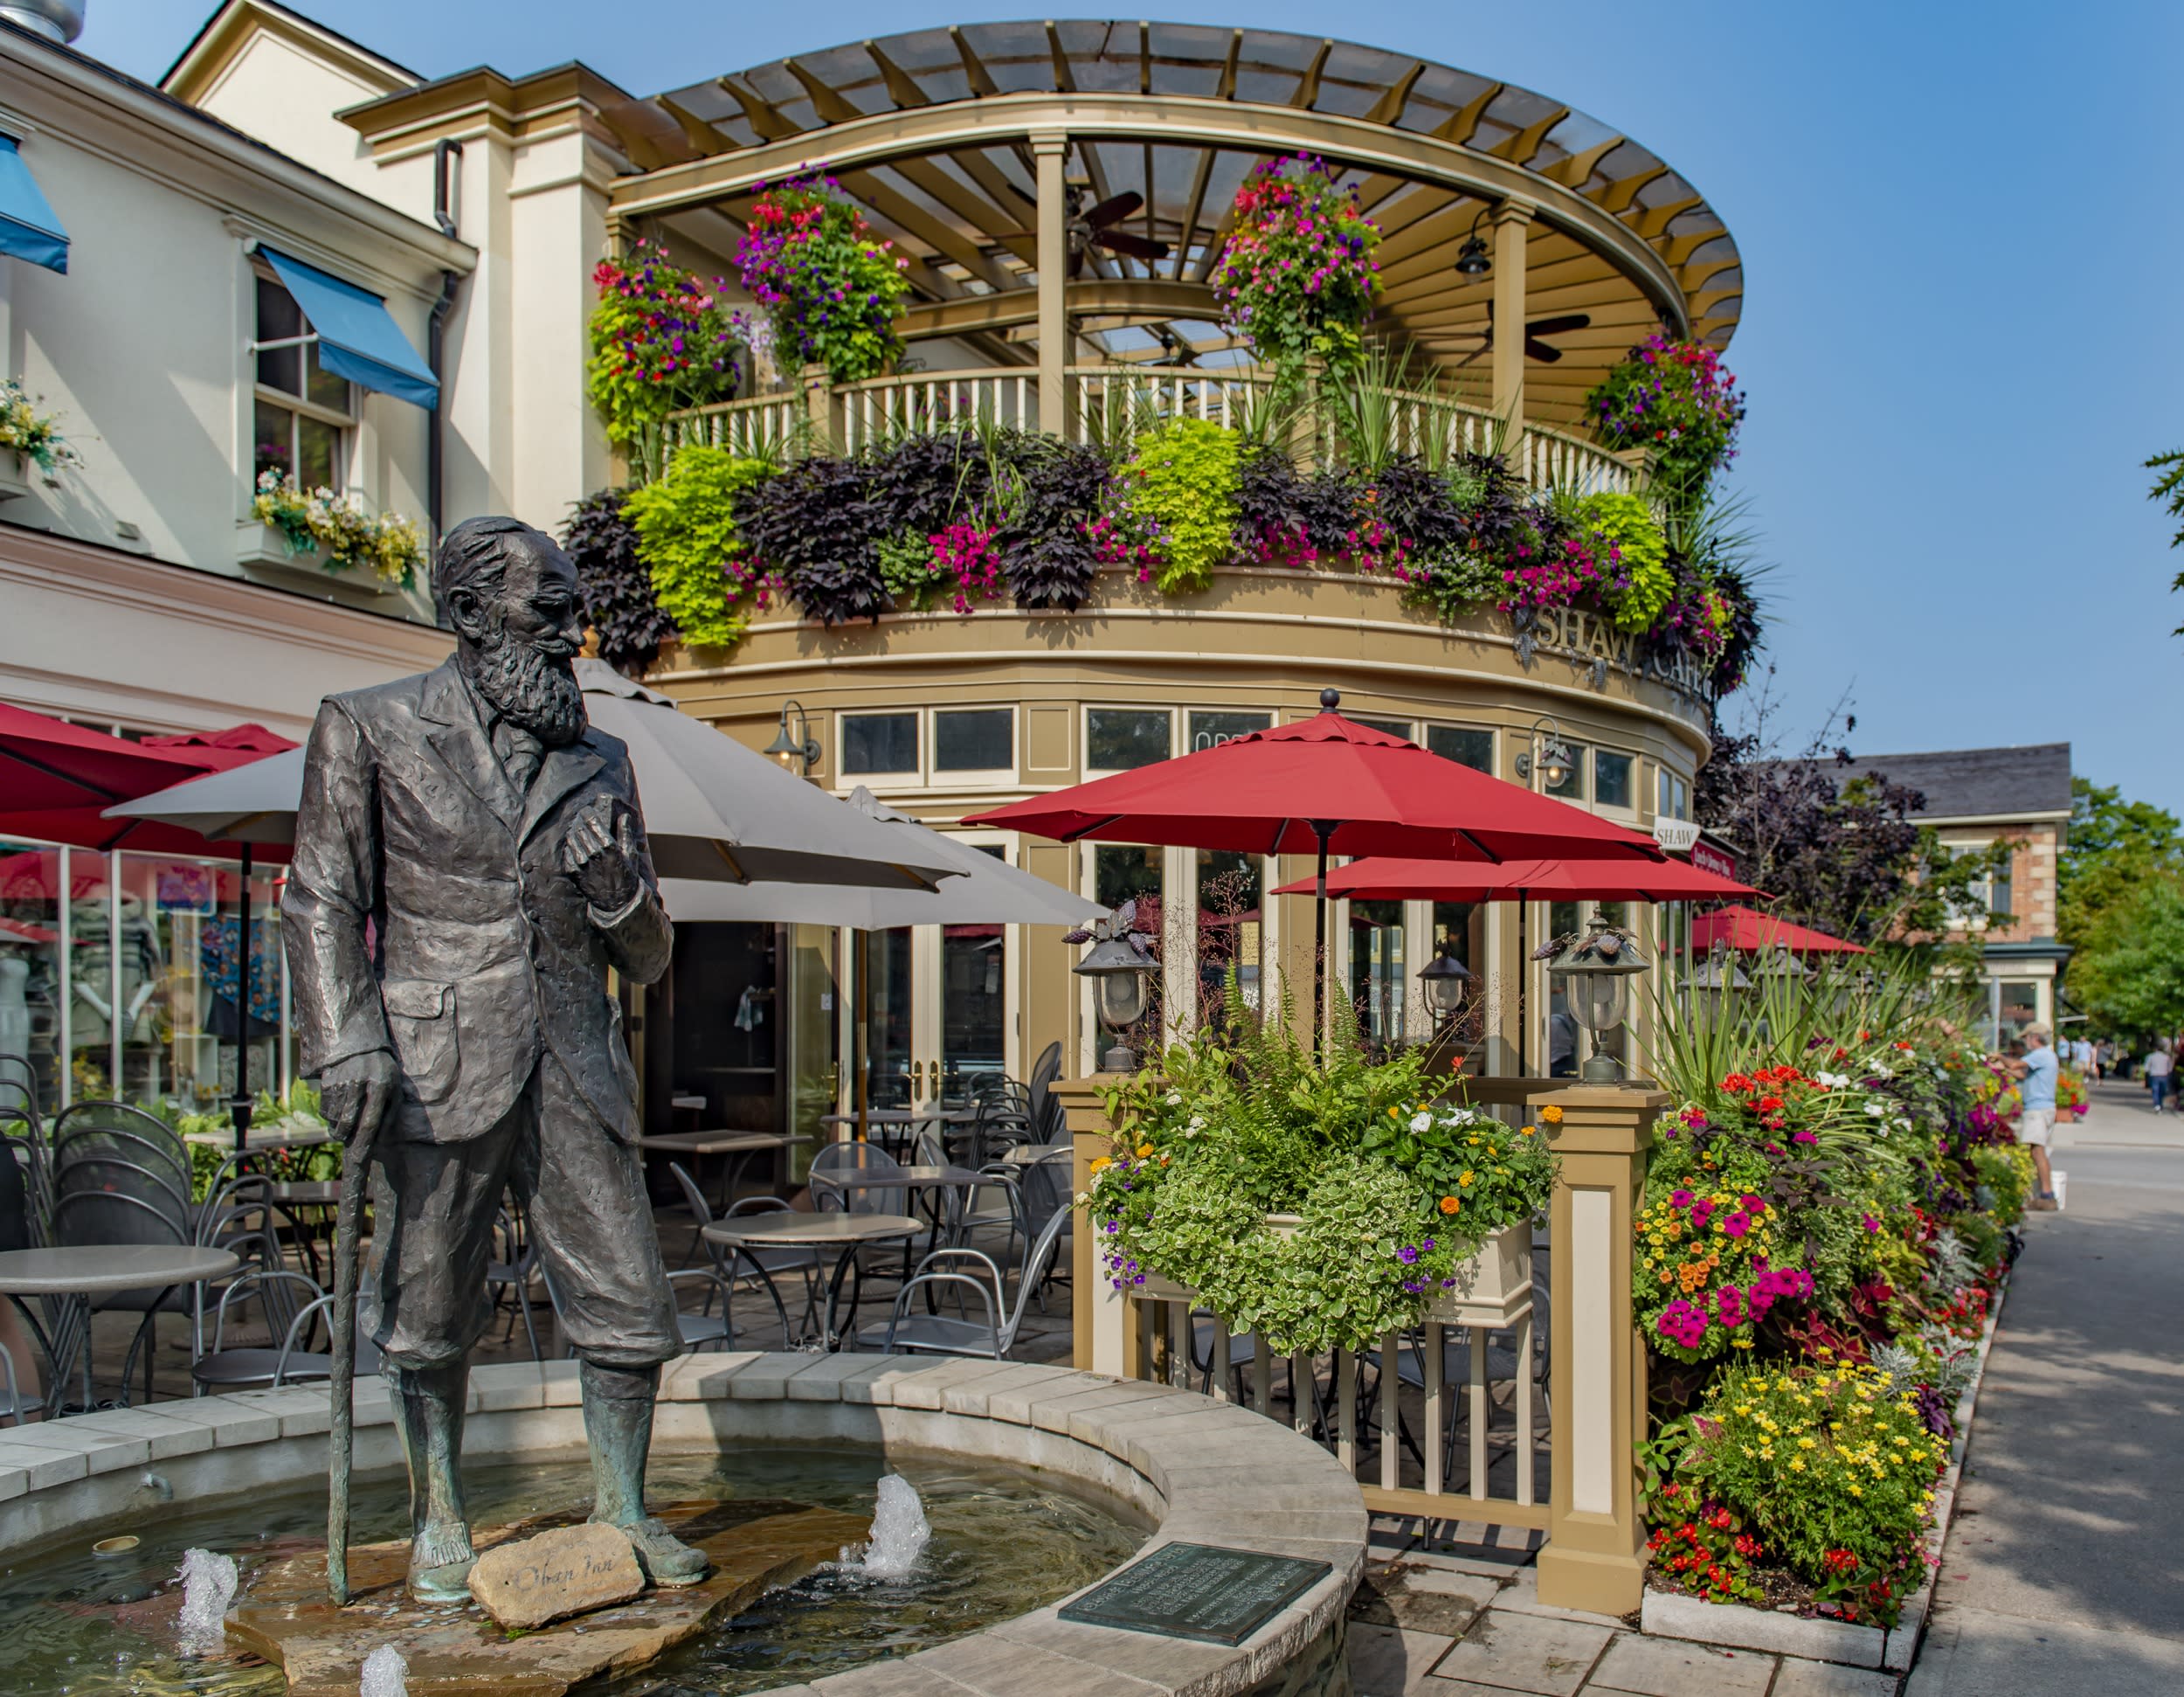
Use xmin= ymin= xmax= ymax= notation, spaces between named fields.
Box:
xmin=562 ymin=488 xmax=672 ymax=675
xmin=622 ymin=447 xmax=773 ymax=650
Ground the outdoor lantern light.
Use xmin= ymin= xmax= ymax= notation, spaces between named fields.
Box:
xmin=1418 ymin=941 xmax=1474 ymax=1022
xmin=1513 ymin=717 xmax=1574 ymax=790
xmin=1547 ymin=919 xmax=1650 ymax=1081
xmin=1685 ymin=941 xmax=1750 ymax=1024
xmin=1751 ymin=943 xmax=1810 ymax=986
xmin=765 ymin=699 xmax=819 ymax=776
xmin=1455 ymin=207 xmax=1493 ymax=277
xmin=1075 ymin=934 xmax=1156 ymax=1072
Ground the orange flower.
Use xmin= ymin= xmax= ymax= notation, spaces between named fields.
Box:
xmin=1439 ymin=1195 xmax=1461 ymax=1215
xmin=1136 ymin=1143 xmax=1153 ymax=1159
xmin=1542 ymin=1104 xmax=1565 ymax=1125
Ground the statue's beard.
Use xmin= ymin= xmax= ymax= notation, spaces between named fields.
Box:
xmin=465 ymin=628 xmax=586 ymax=748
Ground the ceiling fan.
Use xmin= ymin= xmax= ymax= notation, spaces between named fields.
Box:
xmin=1013 ymin=187 xmax=1171 ymax=276
xmin=1454 ymin=299 xmax=1593 ymax=366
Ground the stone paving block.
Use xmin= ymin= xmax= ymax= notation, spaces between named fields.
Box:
xmin=729 ymin=1354 xmax=831 ymax=1398
xmin=983 ymin=1369 xmax=1117 ymax=1425
xmin=810 ymin=1655 xmax=977 ymax=1694
xmin=1036 ymin=1380 xmax=1177 ymax=1435
xmin=989 ymin=1608 xmax=1240 ymax=1690
xmin=472 ymin=1365 xmax=549 ymax=1412
xmin=1584 ymin=1631 xmax=1774 ymax=1697
xmin=1768 ymin=1658 xmax=1901 ymax=1697
xmin=891 ymin=1358 xmax=1026 ymax=1411
xmin=837 ymin=1357 xmax=975 ymax=1409
xmin=225 ymin=1385 xmax=333 ymax=1437
xmin=1428 ymin=1610 xmax=1617 ymax=1696
xmin=176 ymin=1395 xmax=283 ymax=1446
xmin=938 ymin=1361 xmax=1066 ymax=1416
xmin=657 ymin=1351 xmax=756 ymax=1403
xmin=784 ymin=1352 xmax=899 ymax=1401
xmin=1351 ymin=1622 xmax=1462 ymax=1695
xmin=1351 ymin=1562 xmax=1501 ymax=1637
xmin=0 ymin=1421 xmax=152 ymax=1472
xmin=0 ymin=1438 xmax=87 ymax=1490
xmin=1490 ymin=1565 xmax=1637 ymax=1632
xmin=56 ymin=1409 xmax=215 ymax=1460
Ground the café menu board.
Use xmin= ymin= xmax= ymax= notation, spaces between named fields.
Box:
xmin=1057 ymin=1541 xmax=1332 ymax=1645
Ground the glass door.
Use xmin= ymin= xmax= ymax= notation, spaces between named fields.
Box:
xmin=905 ymin=839 xmax=1015 ymax=1118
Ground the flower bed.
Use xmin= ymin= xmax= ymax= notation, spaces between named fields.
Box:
xmin=1637 ymin=987 xmax=2031 ymax=1631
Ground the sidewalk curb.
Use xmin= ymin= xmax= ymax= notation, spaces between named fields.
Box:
xmin=1638 ymin=1268 xmax=2013 ymax=1673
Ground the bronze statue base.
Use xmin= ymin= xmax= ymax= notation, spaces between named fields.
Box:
xmin=223 ymin=1499 xmax=870 ymax=1695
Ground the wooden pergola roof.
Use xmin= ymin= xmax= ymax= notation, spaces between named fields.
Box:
xmin=593 ymin=22 xmax=1743 ymax=425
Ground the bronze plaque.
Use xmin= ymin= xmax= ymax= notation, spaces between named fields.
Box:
xmin=1057 ymin=1541 xmax=1331 ymax=1645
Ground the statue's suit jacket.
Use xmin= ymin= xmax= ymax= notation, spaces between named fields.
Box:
xmin=282 ymin=658 xmax=672 ymax=1144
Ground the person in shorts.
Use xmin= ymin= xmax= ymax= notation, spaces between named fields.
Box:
xmin=2146 ymin=1040 xmax=2174 ymax=1113
xmin=2007 ymin=1024 xmax=2060 ymax=1209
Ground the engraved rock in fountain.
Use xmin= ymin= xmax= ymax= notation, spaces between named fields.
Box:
xmin=467 ymin=1523 xmax=644 ymax=1631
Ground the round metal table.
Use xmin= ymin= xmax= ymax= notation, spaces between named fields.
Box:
xmin=0 ymin=1245 xmax=242 ymax=1410
xmin=701 ymin=1213 xmax=921 ymax=1350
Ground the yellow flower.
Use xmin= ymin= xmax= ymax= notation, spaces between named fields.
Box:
xmin=1090 ymin=1156 xmax=1112 ymax=1174
xmin=1519 ymin=1125 xmax=1536 ymax=1137
xmin=1849 ymin=1484 xmax=1863 ymax=1497
xmin=1790 ymin=1458 xmax=1805 ymax=1472
xmin=1459 ymin=1172 xmax=1476 ymax=1188
xmin=1542 ymin=1104 xmax=1565 ymax=1124
xmin=1136 ymin=1143 xmax=1153 ymax=1159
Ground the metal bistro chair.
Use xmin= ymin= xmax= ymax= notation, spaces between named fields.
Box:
xmin=667 ymin=1166 xmax=810 ymax=1347
xmin=0 ymin=1140 xmax=42 ymax=1424
xmin=268 ymin=1291 xmax=380 ymax=1389
xmin=51 ymin=1107 xmax=197 ymax=1404
xmin=809 ymin=1139 xmax=904 ymax=1216
xmin=859 ymin=1205 xmax=1071 ymax=1361
xmin=485 ymin=1203 xmax=543 ymax=1364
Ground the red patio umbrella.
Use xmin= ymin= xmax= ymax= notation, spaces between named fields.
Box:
xmin=1693 ymin=904 xmax=1868 ymax=956
xmin=966 ymin=689 xmax=1662 ymax=1033
xmin=1272 ymin=855 xmax=1762 ymax=904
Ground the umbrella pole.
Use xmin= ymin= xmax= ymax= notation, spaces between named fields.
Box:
xmin=1310 ymin=821 xmax=1336 ymax=1059
xmin=232 ymin=840 xmax=254 ymax=1152
xmin=854 ymin=929 xmax=870 ymax=1145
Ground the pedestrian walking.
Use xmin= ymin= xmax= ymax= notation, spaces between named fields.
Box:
xmin=2006 ymin=1024 xmax=2062 ymax=1209
xmin=2146 ymin=1039 xmax=2174 ymax=1114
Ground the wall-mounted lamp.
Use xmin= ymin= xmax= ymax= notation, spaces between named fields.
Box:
xmin=764 ymin=698 xmax=820 ymax=777
xmin=1512 ymin=717 xmax=1573 ymax=790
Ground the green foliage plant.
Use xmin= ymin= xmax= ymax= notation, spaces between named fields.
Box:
xmin=1104 ymin=418 xmax=1241 ymax=592
xmin=1577 ymin=491 xmax=1675 ymax=630
xmin=623 ymin=446 xmax=774 ymax=650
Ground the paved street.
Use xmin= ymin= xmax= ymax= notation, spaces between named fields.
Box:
xmin=1907 ymin=1077 xmax=2184 ymax=1696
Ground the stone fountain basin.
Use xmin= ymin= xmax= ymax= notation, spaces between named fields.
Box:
xmin=0 ymin=1354 xmax=1366 ymax=1696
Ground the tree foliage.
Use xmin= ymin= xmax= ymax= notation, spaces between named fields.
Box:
xmin=2058 ymin=778 xmax=2184 ymax=1038
xmin=2145 ymin=448 xmax=2184 ymax=634
xmin=1695 ymin=685 xmax=2005 ymax=949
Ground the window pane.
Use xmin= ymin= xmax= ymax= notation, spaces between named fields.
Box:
xmin=1351 ymin=716 xmax=1412 ymax=741
xmin=1188 ymin=710 xmax=1268 ymax=752
xmin=1546 ymin=899 xmax=1582 ymax=1077
xmin=254 ymin=278 xmax=301 ymax=396
xmin=297 ymin=414 xmax=342 ymax=492
xmin=1546 ymin=745 xmax=1586 ymax=800
xmin=1594 ymin=751 xmax=1633 ymax=809
xmin=1196 ymin=848 xmax=1261 ymax=1024
xmin=933 ymin=708 xmax=1012 ymax=772
xmin=840 ymin=713 xmax=918 ymax=774
xmin=253 ymin=399 xmax=294 ymax=481
xmin=1093 ymin=844 xmax=1163 ymax=910
xmin=305 ymin=343 xmax=349 ymax=414
xmin=1088 ymin=708 xmax=1171 ymax=771
xmin=1349 ymin=897 xmax=1406 ymax=1044
xmin=1427 ymin=725 xmax=1493 ymax=773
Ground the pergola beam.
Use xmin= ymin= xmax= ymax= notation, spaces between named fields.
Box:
xmin=902 ymin=276 xmax=1224 ymax=338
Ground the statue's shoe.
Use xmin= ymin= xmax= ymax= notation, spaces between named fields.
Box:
xmin=608 ymin=1515 xmax=711 ymax=1588
xmin=411 ymin=1556 xmax=476 ymax=1605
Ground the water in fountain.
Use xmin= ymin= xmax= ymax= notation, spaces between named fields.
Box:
xmin=841 ymin=1473 xmax=930 ymax=1579
xmin=175 ymin=1547 xmax=237 ymax=1652
xmin=360 ymin=1643 xmax=409 ymax=1696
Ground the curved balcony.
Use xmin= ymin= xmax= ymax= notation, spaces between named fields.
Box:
xmin=662 ymin=364 xmax=1646 ymax=495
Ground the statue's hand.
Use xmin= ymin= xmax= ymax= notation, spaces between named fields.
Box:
xmin=321 ymin=1049 xmax=399 ymax=1146
xmin=563 ymin=797 xmax=641 ymax=914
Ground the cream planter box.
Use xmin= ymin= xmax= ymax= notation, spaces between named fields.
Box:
xmin=0 ymin=453 xmax=31 ymax=502
xmin=1424 ymin=1221 xmax=1533 ymax=1326
xmin=237 ymin=523 xmax=405 ymax=600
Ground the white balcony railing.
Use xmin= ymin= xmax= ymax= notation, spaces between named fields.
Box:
xmin=663 ymin=366 xmax=1639 ymax=497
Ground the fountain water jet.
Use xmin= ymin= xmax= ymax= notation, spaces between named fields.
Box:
xmin=175 ymin=1548 xmax=237 ymax=1652
xmin=842 ymin=1473 xmax=930 ymax=1580
xmin=360 ymin=1643 xmax=409 ymax=1696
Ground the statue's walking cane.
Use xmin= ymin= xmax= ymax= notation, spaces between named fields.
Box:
xmin=327 ymin=1111 xmax=382 ymax=1605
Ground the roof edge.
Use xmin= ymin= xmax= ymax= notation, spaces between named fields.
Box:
xmin=162 ymin=0 xmax=418 ymax=106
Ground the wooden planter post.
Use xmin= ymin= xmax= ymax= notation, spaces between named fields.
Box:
xmin=1533 ymin=1081 xmax=1663 ymax=1616
xmin=1054 ymin=1075 xmax=1130 ymax=1375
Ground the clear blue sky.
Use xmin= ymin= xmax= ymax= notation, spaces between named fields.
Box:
xmin=86 ymin=1 xmax=2184 ymax=815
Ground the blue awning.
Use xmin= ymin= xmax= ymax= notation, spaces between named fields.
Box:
xmin=0 ymin=135 xmax=67 ymax=274
xmin=259 ymin=246 xmax=438 ymax=412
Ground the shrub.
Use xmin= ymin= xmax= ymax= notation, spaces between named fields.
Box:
xmin=563 ymin=488 xmax=671 ymax=675
xmin=622 ymin=447 xmax=773 ymax=649
xmin=1107 ymin=418 xmax=1241 ymax=593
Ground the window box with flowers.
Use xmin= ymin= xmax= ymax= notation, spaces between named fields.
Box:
xmin=0 ymin=376 xmax=79 ymax=500
xmin=242 ymin=470 xmax=426 ymax=597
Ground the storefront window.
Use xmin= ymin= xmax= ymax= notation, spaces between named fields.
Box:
xmin=1087 ymin=709 xmax=1171 ymax=772
xmin=933 ymin=709 xmax=1013 ymax=773
xmin=1350 ymin=717 xmax=1412 ymax=741
xmin=1091 ymin=844 xmax=1165 ymax=1050
xmin=840 ymin=713 xmax=918 ymax=775
xmin=1546 ymin=899 xmax=1581 ymax=1075
xmin=0 ymin=841 xmax=65 ymax=1119
xmin=1427 ymin=725 xmax=1494 ymax=773
xmin=1594 ymin=751 xmax=1634 ymax=810
xmin=1196 ymin=848 xmax=1261 ymax=1026
xmin=1429 ymin=900 xmax=1482 ymax=1051
xmin=1188 ymin=710 xmax=1268 ymax=752
xmin=1349 ymin=898 xmax=1406 ymax=1045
